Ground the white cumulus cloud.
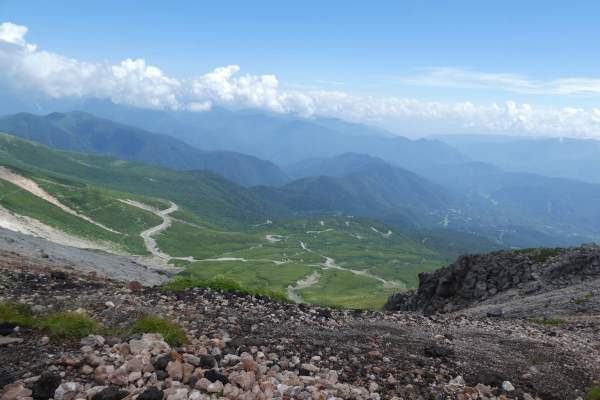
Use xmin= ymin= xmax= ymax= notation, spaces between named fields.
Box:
xmin=2 ymin=22 xmax=600 ymax=138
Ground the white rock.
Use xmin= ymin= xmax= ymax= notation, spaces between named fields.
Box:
xmin=502 ymin=381 xmax=515 ymax=391
xmin=129 ymin=339 xmax=152 ymax=354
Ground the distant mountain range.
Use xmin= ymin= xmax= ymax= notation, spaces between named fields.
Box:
xmin=1 ymin=100 xmax=600 ymax=248
xmin=274 ymin=152 xmax=453 ymax=214
xmin=415 ymin=161 xmax=600 ymax=234
xmin=430 ymin=133 xmax=600 ymax=184
xmin=251 ymin=153 xmax=456 ymax=227
xmin=71 ymin=99 xmax=469 ymax=170
xmin=0 ymin=111 xmax=289 ymax=188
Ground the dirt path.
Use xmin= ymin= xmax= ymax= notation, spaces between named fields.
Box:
xmin=124 ymin=201 xmax=297 ymax=266
xmin=121 ymin=200 xmax=193 ymax=262
xmin=297 ymin=240 xmax=403 ymax=290
xmin=286 ymin=271 xmax=322 ymax=303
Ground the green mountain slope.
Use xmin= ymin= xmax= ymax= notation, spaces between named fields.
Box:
xmin=282 ymin=152 xmax=401 ymax=179
xmin=0 ymin=169 xmax=165 ymax=254
xmin=0 ymin=132 xmax=292 ymax=229
xmin=253 ymin=153 xmax=454 ymax=227
xmin=0 ymin=111 xmax=290 ymax=187
xmin=0 ymin=133 xmax=503 ymax=308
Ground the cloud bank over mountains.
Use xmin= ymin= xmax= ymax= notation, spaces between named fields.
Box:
xmin=1 ymin=22 xmax=600 ymax=138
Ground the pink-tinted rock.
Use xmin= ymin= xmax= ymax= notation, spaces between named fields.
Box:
xmin=233 ymin=371 xmax=255 ymax=391
xmin=207 ymin=381 xmax=224 ymax=393
xmin=242 ymin=359 xmax=260 ymax=374
xmin=54 ymin=382 xmax=82 ymax=400
xmin=126 ymin=281 xmax=143 ymax=291
xmin=85 ymin=354 xmax=104 ymax=367
xmin=326 ymin=370 xmax=338 ymax=384
xmin=94 ymin=365 xmax=114 ymax=380
xmin=107 ymin=369 xmax=128 ymax=386
xmin=128 ymin=358 xmax=144 ymax=373
xmin=0 ymin=387 xmax=32 ymax=400
xmin=166 ymin=360 xmax=183 ymax=381
xmin=81 ymin=365 xmax=94 ymax=375
xmin=368 ymin=382 xmax=379 ymax=393
xmin=182 ymin=363 xmax=194 ymax=384
xmin=55 ymin=356 xmax=81 ymax=367
xmin=195 ymin=378 xmax=211 ymax=391
xmin=223 ymin=384 xmax=239 ymax=399
xmin=128 ymin=371 xmax=142 ymax=383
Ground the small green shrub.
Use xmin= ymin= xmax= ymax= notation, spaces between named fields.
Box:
xmin=133 ymin=317 xmax=187 ymax=347
xmin=159 ymin=276 xmax=201 ymax=291
xmin=532 ymin=249 xmax=563 ymax=263
xmin=42 ymin=313 xmax=96 ymax=339
xmin=0 ymin=302 xmax=38 ymax=326
xmin=573 ymin=293 xmax=593 ymax=304
xmin=247 ymin=286 xmax=293 ymax=304
xmin=200 ymin=276 xmax=244 ymax=292
xmin=514 ymin=248 xmax=536 ymax=254
xmin=530 ymin=355 xmax=545 ymax=365
xmin=159 ymin=276 xmax=294 ymax=303
xmin=586 ymin=385 xmax=600 ymax=400
xmin=532 ymin=318 xmax=566 ymax=324
xmin=514 ymin=248 xmax=564 ymax=262
xmin=575 ymin=308 xmax=589 ymax=313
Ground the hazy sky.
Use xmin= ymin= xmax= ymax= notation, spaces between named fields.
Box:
xmin=1 ymin=1 xmax=600 ymax=138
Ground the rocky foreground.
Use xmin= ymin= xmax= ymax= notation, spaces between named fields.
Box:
xmin=1 ymin=266 xmax=599 ymax=400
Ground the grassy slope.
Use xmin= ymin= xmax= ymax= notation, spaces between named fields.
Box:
xmin=159 ymin=215 xmax=459 ymax=308
xmin=0 ymin=173 xmax=162 ymax=254
xmin=0 ymin=132 xmax=292 ymax=230
xmin=0 ymin=132 xmax=503 ymax=308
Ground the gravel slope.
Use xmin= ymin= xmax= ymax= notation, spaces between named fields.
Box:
xmin=1 ymin=267 xmax=599 ymax=400
xmin=0 ymin=227 xmax=169 ymax=286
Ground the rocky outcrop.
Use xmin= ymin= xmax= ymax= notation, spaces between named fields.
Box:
xmin=384 ymin=243 xmax=600 ymax=314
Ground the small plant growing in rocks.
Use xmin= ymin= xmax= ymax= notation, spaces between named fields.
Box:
xmin=573 ymin=292 xmax=594 ymax=304
xmin=160 ymin=275 xmax=293 ymax=303
xmin=530 ymin=355 xmax=545 ymax=365
xmin=41 ymin=313 xmax=96 ymax=339
xmin=587 ymin=385 xmax=600 ymax=400
xmin=0 ymin=301 xmax=38 ymax=326
xmin=532 ymin=318 xmax=566 ymax=324
xmin=132 ymin=317 xmax=187 ymax=347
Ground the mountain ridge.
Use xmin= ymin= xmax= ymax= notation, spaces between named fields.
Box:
xmin=0 ymin=111 xmax=290 ymax=187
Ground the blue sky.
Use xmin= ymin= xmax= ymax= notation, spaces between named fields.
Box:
xmin=1 ymin=1 xmax=600 ymax=137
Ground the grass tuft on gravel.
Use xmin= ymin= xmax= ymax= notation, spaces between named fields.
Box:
xmin=41 ymin=313 xmax=97 ymax=339
xmin=0 ymin=302 xmax=38 ymax=326
xmin=587 ymin=385 xmax=600 ymax=400
xmin=133 ymin=317 xmax=187 ymax=347
xmin=532 ymin=318 xmax=566 ymax=324
xmin=160 ymin=276 xmax=294 ymax=304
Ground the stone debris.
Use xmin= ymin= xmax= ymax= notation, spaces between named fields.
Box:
xmin=1 ymin=268 xmax=599 ymax=400
xmin=385 ymin=243 xmax=600 ymax=317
